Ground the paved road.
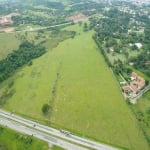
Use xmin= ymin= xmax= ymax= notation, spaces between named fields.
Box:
xmin=0 ymin=109 xmax=118 ymax=150
xmin=0 ymin=116 xmax=86 ymax=150
xmin=10 ymin=22 xmax=72 ymax=33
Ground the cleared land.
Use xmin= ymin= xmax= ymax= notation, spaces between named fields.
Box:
xmin=0 ymin=24 xmax=149 ymax=149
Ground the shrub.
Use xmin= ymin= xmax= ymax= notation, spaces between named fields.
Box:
xmin=146 ymin=107 xmax=150 ymax=114
xmin=42 ymin=104 xmax=50 ymax=115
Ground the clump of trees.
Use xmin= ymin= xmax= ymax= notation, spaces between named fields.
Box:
xmin=46 ymin=1 xmax=64 ymax=10
xmin=42 ymin=104 xmax=50 ymax=115
xmin=92 ymin=9 xmax=130 ymax=42
xmin=130 ymin=51 xmax=150 ymax=76
xmin=0 ymin=41 xmax=46 ymax=82
xmin=17 ymin=135 xmax=33 ymax=145
xmin=113 ymin=59 xmax=132 ymax=76
xmin=93 ymin=36 xmax=112 ymax=67
xmin=83 ymin=22 xmax=88 ymax=32
xmin=0 ymin=126 xmax=4 ymax=133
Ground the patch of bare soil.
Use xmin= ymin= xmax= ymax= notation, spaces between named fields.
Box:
xmin=0 ymin=27 xmax=15 ymax=33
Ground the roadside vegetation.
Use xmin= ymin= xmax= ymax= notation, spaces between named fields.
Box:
xmin=0 ymin=125 xmax=48 ymax=150
xmin=52 ymin=145 xmax=65 ymax=150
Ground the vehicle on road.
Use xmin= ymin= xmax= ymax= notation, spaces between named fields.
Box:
xmin=60 ymin=130 xmax=71 ymax=136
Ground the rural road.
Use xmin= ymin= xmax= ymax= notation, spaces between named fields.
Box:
xmin=11 ymin=22 xmax=72 ymax=33
xmin=0 ymin=109 xmax=118 ymax=150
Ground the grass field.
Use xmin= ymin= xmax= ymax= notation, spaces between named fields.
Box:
xmin=0 ymin=33 xmax=20 ymax=60
xmin=0 ymin=24 xmax=149 ymax=149
xmin=0 ymin=125 xmax=48 ymax=150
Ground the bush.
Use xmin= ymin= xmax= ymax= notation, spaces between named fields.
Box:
xmin=8 ymin=80 xmax=14 ymax=88
xmin=0 ymin=127 xmax=4 ymax=133
xmin=146 ymin=107 xmax=150 ymax=114
xmin=42 ymin=104 xmax=50 ymax=115
xmin=28 ymin=61 xmax=33 ymax=66
xmin=0 ymin=145 xmax=8 ymax=150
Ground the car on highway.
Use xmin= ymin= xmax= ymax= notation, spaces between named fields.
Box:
xmin=60 ymin=130 xmax=71 ymax=136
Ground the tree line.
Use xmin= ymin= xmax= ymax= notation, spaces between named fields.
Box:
xmin=0 ymin=41 xmax=46 ymax=82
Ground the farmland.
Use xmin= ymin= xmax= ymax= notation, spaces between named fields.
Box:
xmin=0 ymin=24 xmax=149 ymax=149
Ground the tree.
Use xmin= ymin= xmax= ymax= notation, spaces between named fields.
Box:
xmin=78 ymin=21 xmax=82 ymax=26
xmin=124 ymin=51 xmax=129 ymax=60
xmin=42 ymin=104 xmax=50 ymax=115
xmin=131 ymin=44 xmax=138 ymax=51
xmin=144 ymin=26 xmax=150 ymax=43
xmin=83 ymin=22 xmax=88 ymax=32
xmin=146 ymin=107 xmax=150 ymax=114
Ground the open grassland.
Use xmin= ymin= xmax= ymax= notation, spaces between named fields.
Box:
xmin=0 ymin=126 xmax=48 ymax=150
xmin=0 ymin=33 xmax=20 ymax=60
xmin=0 ymin=24 xmax=149 ymax=149
xmin=49 ymin=28 xmax=149 ymax=149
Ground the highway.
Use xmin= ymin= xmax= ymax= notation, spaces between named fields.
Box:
xmin=0 ymin=109 xmax=118 ymax=150
xmin=0 ymin=116 xmax=86 ymax=150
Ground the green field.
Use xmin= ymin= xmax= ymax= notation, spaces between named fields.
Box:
xmin=0 ymin=24 xmax=149 ymax=149
xmin=0 ymin=125 xmax=48 ymax=150
xmin=0 ymin=33 xmax=20 ymax=60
